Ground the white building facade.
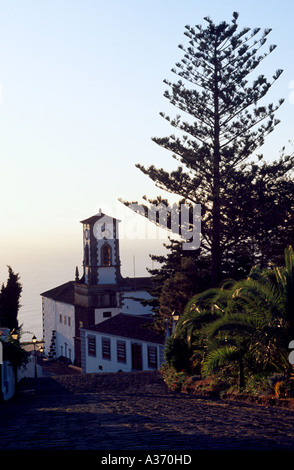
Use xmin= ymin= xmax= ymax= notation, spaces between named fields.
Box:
xmin=81 ymin=313 xmax=165 ymax=374
xmin=42 ymin=210 xmax=157 ymax=369
xmin=0 ymin=328 xmax=15 ymax=401
xmin=42 ymin=295 xmax=75 ymax=362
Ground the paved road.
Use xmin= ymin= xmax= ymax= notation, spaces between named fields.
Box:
xmin=1 ymin=371 xmax=294 ymax=451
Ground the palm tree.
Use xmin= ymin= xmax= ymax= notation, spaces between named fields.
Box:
xmin=174 ymin=246 xmax=294 ymax=388
xmin=173 ymin=279 xmax=236 ymax=374
xmin=203 ymin=246 xmax=294 ymax=384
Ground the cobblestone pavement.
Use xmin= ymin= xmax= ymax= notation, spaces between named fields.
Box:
xmin=1 ymin=370 xmax=294 ymax=451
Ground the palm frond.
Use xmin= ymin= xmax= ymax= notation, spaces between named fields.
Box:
xmin=205 ymin=312 xmax=258 ymax=340
xmin=202 ymin=345 xmax=239 ymax=374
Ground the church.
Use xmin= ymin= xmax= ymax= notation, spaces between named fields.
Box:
xmin=41 ymin=210 xmax=165 ymax=373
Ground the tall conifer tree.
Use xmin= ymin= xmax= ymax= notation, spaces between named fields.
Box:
xmin=136 ymin=12 xmax=284 ymax=286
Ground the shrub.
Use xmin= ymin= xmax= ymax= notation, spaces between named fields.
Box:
xmin=164 ymin=336 xmax=192 ymax=373
xmin=274 ymin=379 xmax=292 ymax=398
xmin=3 ymin=340 xmax=29 ymax=371
xmin=243 ymin=373 xmax=273 ymax=396
xmin=160 ymin=364 xmax=192 ymax=392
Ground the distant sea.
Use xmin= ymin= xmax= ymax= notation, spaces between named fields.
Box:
xmin=0 ymin=239 xmax=161 ymax=343
xmin=0 ymin=245 xmax=82 ymax=343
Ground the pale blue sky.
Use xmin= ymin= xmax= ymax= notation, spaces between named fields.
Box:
xmin=0 ymin=0 xmax=293 ymax=256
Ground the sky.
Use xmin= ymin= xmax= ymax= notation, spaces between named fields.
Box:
xmin=0 ymin=0 xmax=294 ymax=277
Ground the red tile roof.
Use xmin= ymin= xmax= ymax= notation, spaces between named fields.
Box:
xmin=80 ymin=214 xmax=105 ymax=224
xmin=80 ymin=213 xmax=120 ymax=224
xmin=41 ymin=281 xmax=75 ymax=305
xmin=84 ymin=313 xmax=165 ymax=345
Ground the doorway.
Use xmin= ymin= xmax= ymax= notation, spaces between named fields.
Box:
xmin=131 ymin=343 xmax=142 ymax=370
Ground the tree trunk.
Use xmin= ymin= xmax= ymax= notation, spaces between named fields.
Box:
xmin=239 ymin=355 xmax=245 ymax=392
xmin=211 ymin=46 xmax=221 ymax=287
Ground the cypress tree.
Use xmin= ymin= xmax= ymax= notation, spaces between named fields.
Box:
xmin=0 ymin=266 xmax=22 ymax=332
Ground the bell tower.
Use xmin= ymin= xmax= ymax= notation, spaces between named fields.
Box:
xmin=80 ymin=210 xmax=121 ymax=285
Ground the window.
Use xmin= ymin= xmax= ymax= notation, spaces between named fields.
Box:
xmin=103 ymin=311 xmax=112 ymax=318
xmin=117 ymin=340 xmax=126 ymax=363
xmin=102 ymin=337 xmax=111 ymax=360
xmin=148 ymin=346 xmax=158 ymax=368
xmin=68 ymin=316 xmax=71 ymax=327
xmin=64 ymin=315 xmax=67 ymax=325
xmin=88 ymin=335 xmax=96 ymax=356
xmin=103 ymin=294 xmax=110 ymax=306
xmin=93 ymin=294 xmax=117 ymax=307
xmin=101 ymin=244 xmax=111 ymax=266
xmin=84 ymin=243 xmax=90 ymax=266
xmin=59 ymin=314 xmax=62 ymax=323
xmin=110 ymin=293 xmax=116 ymax=307
xmin=103 ymin=294 xmax=117 ymax=307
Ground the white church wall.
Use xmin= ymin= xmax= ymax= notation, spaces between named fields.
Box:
xmin=94 ymin=308 xmax=121 ymax=325
xmin=97 ymin=266 xmax=116 ymax=284
xmin=43 ymin=297 xmax=56 ymax=356
xmin=43 ymin=297 xmax=75 ymax=361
